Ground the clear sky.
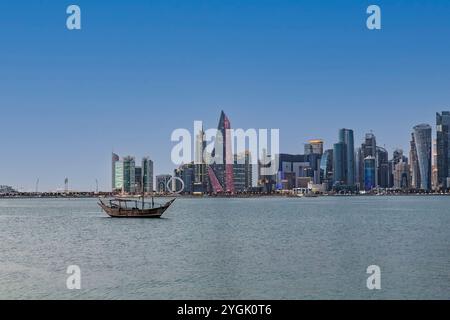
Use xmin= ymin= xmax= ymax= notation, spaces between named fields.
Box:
xmin=1 ymin=0 xmax=450 ymax=191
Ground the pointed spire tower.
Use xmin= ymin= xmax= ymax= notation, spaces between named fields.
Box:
xmin=208 ymin=110 xmax=235 ymax=193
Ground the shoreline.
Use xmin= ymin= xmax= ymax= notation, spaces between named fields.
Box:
xmin=1 ymin=193 xmax=449 ymax=199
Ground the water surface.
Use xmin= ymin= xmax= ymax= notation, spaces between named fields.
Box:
xmin=0 ymin=196 xmax=449 ymax=299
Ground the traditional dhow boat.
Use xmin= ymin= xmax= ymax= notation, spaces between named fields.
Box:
xmin=98 ymin=197 xmax=175 ymax=218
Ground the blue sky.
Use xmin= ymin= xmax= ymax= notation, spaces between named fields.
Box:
xmin=1 ymin=0 xmax=450 ymax=191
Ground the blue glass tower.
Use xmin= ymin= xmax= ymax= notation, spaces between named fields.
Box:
xmin=320 ymin=149 xmax=333 ymax=185
xmin=364 ymin=156 xmax=376 ymax=191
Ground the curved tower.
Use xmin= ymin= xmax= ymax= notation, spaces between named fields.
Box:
xmin=413 ymin=124 xmax=432 ymax=191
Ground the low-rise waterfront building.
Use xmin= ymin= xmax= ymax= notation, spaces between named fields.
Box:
xmin=0 ymin=185 xmax=17 ymax=194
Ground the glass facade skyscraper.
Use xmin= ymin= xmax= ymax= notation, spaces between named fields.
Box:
xmin=376 ymin=146 xmax=389 ymax=188
xmin=413 ymin=124 xmax=432 ymax=191
xmin=114 ymin=161 xmax=124 ymax=191
xmin=112 ymin=154 xmax=153 ymax=194
xmin=364 ymin=156 xmax=376 ymax=191
xmin=389 ymin=149 xmax=408 ymax=188
xmin=340 ymin=128 xmax=355 ymax=186
xmin=123 ymin=156 xmax=136 ymax=193
xmin=436 ymin=111 xmax=450 ymax=189
xmin=363 ymin=133 xmax=377 ymax=157
xmin=410 ymin=133 xmax=420 ymax=189
xmin=356 ymin=133 xmax=389 ymax=189
xmin=142 ymin=157 xmax=154 ymax=193
xmin=134 ymin=166 xmax=142 ymax=192
xmin=333 ymin=142 xmax=345 ymax=185
xmin=208 ymin=111 xmax=235 ymax=193
xmin=333 ymin=129 xmax=355 ymax=188
xmin=358 ymin=133 xmax=376 ymax=189
xmin=194 ymin=127 xmax=207 ymax=193
xmin=320 ymin=149 xmax=333 ymax=189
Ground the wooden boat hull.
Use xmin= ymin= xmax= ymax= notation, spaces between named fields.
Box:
xmin=98 ymin=199 xmax=175 ymax=218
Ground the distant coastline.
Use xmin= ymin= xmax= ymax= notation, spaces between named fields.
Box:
xmin=1 ymin=192 xmax=449 ymax=199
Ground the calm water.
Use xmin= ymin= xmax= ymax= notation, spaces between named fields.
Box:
xmin=0 ymin=196 xmax=449 ymax=299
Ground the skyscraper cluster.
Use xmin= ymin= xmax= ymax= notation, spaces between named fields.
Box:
xmin=112 ymin=154 xmax=153 ymax=194
xmin=111 ymin=110 xmax=450 ymax=195
xmin=258 ymin=110 xmax=450 ymax=193
xmin=173 ymin=111 xmax=254 ymax=195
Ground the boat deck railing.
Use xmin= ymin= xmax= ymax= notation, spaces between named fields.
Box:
xmin=108 ymin=198 xmax=167 ymax=210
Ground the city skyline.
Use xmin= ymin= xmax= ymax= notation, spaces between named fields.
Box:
xmin=108 ymin=109 xmax=449 ymax=195
xmin=1 ymin=109 xmax=449 ymax=192
xmin=2 ymin=1 xmax=450 ymax=191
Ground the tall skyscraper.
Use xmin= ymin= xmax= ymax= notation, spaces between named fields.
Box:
xmin=364 ymin=156 xmax=376 ymax=191
xmin=410 ymin=133 xmax=420 ymax=189
xmin=436 ymin=111 xmax=450 ymax=189
xmin=142 ymin=157 xmax=154 ymax=193
xmin=303 ymin=139 xmax=323 ymax=185
xmin=232 ymin=153 xmax=247 ymax=192
xmin=358 ymin=133 xmax=377 ymax=188
xmin=134 ymin=166 xmax=142 ymax=192
xmin=111 ymin=153 xmax=119 ymax=191
xmin=320 ymin=149 xmax=333 ymax=190
xmin=356 ymin=147 xmax=363 ymax=189
xmin=376 ymin=146 xmax=389 ymax=188
xmin=333 ymin=129 xmax=355 ymax=188
xmin=208 ymin=111 xmax=235 ymax=193
xmin=112 ymin=154 xmax=153 ymax=194
xmin=432 ymin=139 xmax=438 ymax=190
xmin=333 ymin=142 xmax=346 ymax=185
xmin=123 ymin=156 xmax=136 ymax=193
xmin=114 ymin=161 xmax=124 ymax=191
xmin=363 ymin=133 xmax=377 ymax=158
xmin=194 ymin=127 xmax=207 ymax=193
xmin=394 ymin=160 xmax=411 ymax=189
xmin=389 ymin=149 xmax=408 ymax=188
xmin=241 ymin=151 xmax=253 ymax=190
xmin=413 ymin=124 xmax=432 ymax=191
